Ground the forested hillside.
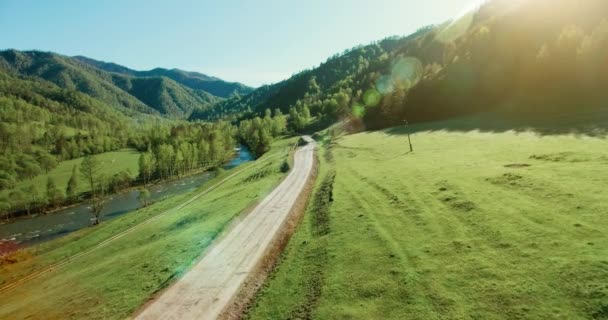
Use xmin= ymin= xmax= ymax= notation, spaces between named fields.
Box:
xmin=0 ymin=51 xmax=257 ymax=220
xmin=199 ymin=0 xmax=608 ymax=132
xmin=0 ymin=66 xmax=243 ymax=218
xmin=73 ymin=56 xmax=253 ymax=98
xmin=0 ymin=50 xmax=250 ymax=119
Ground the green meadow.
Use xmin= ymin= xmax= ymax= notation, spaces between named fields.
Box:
xmin=1 ymin=149 xmax=141 ymax=200
xmin=0 ymin=138 xmax=297 ymax=320
xmin=247 ymin=121 xmax=608 ymax=319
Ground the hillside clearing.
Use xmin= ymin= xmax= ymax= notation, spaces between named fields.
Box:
xmin=1 ymin=149 xmax=140 ymax=201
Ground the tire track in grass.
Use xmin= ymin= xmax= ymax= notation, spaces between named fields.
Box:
xmin=342 ymin=166 xmax=438 ymax=236
xmin=336 ymin=163 xmax=448 ymax=318
xmin=339 ymin=158 xmax=493 ymax=316
xmin=283 ymin=170 xmax=335 ymax=320
xmin=432 ymin=183 xmax=570 ymax=317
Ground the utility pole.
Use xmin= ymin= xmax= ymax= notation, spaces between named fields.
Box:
xmin=404 ymin=118 xmax=413 ymax=152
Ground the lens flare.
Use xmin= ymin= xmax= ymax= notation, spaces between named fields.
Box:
xmin=375 ymin=75 xmax=394 ymax=95
xmin=351 ymin=103 xmax=366 ymax=118
xmin=391 ymin=57 xmax=423 ymax=90
xmin=436 ymin=0 xmax=485 ymax=43
xmin=363 ymin=89 xmax=381 ymax=107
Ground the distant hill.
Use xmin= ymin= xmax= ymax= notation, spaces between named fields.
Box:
xmin=73 ymin=56 xmax=254 ymax=98
xmin=0 ymin=50 xmax=249 ymax=119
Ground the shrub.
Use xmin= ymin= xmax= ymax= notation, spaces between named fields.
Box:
xmin=280 ymin=160 xmax=290 ymax=173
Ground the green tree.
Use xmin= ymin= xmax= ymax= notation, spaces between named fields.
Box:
xmin=138 ymin=188 xmax=151 ymax=207
xmin=0 ymin=196 xmax=10 ymax=222
xmin=38 ymin=152 xmax=58 ymax=173
xmin=80 ymin=154 xmax=100 ymax=196
xmin=138 ymin=152 xmax=154 ymax=185
xmin=80 ymin=155 xmax=104 ymax=225
xmin=271 ymin=109 xmax=287 ymax=136
xmin=155 ymin=144 xmax=175 ymax=179
xmin=90 ymin=174 xmax=109 ymax=226
xmin=8 ymin=189 xmax=26 ymax=217
xmin=46 ymin=177 xmax=64 ymax=209
xmin=302 ymin=105 xmax=311 ymax=123
xmin=26 ymin=185 xmax=39 ymax=214
xmin=198 ymin=141 xmax=210 ymax=167
xmin=66 ymin=165 xmax=79 ymax=200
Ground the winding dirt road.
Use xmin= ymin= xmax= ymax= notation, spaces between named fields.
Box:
xmin=135 ymin=137 xmax=316 ymax=320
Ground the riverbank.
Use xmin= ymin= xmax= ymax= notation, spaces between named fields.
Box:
xmin=0 ymin=146 xmax=254 ymax=245
xmin=0 ymin=137 xmax=297 ymax=320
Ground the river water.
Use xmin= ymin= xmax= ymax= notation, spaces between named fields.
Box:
xmin=0 ymin=146 xmax=254 ymax=246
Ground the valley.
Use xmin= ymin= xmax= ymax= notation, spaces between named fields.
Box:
xmin=1 ymin=0 xmax=607 ymax=319
xmin=0 ymin=138 xmax=297 ymax=319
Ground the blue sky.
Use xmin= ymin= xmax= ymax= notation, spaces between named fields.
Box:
xmin=0 ymin=0 xmax=480 ymax=87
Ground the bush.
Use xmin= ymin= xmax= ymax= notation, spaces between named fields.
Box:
xmin=213 ymin=167 xmax=225 ymax=177
xmin=109 ymin=171 xmax=133 ymax=193
xmin=280 ymin=160 xmax=290 ymax=173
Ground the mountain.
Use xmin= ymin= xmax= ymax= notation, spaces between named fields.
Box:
xmin=195 ymin=0 xmax=608 ymax=131
xmin=0 ymin=50 xmax=158 ymax=115
xmin=0 ymin=50 xmax=247 ymax=119
xmin=73 ymin=56 xmax=254 ymax=98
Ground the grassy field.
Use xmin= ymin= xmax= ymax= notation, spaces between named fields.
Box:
xmin=1 ymin=148 xmax=141 ymax=201
xmin=247 ymin=124 xmax=608 ymax=319
xmin=0 ymin=138 xmax=297 ymax=319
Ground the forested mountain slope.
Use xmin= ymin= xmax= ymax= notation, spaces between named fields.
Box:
xmin=0 ymin=50 xmax=245 ymax=119
xmin=199 ymin=0 xmax=608 ymax=132
xmin=73 ymin=56 xmax=253 ymax=98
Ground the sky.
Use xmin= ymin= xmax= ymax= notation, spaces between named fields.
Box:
xmin=0 ymin=0 xmax=481 ymax=87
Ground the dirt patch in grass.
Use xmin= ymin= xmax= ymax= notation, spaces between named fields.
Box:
xmin=530 ymin=152 xmax=591 ymax=163
xmin=486 ymin=173 xmax=526 ymax=187
xmin=441 ymin=196 xmax=476 ymax=212
xmin=504 ymin=163 xmax=531 ymax=168
xmin=435 ymin=182 xmax=476 ymax=213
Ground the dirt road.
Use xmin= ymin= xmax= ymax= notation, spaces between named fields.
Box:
xmin=135 ymin=137 xmax=316 ymax=320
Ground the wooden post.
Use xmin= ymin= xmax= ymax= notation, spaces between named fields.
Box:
xmin=404 ymin=119 xmax=413 ymax=152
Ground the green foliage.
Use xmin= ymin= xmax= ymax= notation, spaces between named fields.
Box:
xmin=80 ymin=154 xmax=100 ymax=196
xmin=0 ymin=50 xmax=250 ymax=119
xmin=138 ymin=152 xmax=154 ymax=185
xmin=279 ymin=160 xmax=290 ymax=173
xmin=109 ymin=170 xmax=133 ymax=193
xmin=198 ymin=0 xmax=608 ymax=134
xmin=237 ymin=110 xmax=287 ymax=157
xmin=137 ymin=188 xmax=151 ymax=207
xmin=45 ymin=177 xmax=64 ymax=209
xmin=66 ymin=165 xmax=79 ymax=200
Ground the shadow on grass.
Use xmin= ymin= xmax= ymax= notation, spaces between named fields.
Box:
xmin=384 ymin=108 xmax=608 ymax=138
